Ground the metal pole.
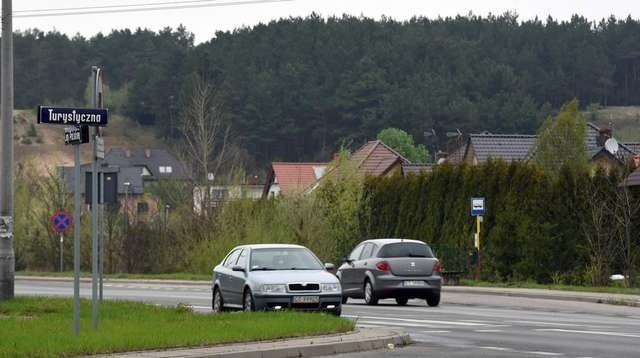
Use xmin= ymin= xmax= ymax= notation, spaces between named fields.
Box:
xmin=476 ymin=216 xmax=481 ymax=281
xmin=0 ymin=0 xmax=15 ymax=301
xmin=73 ymin=145 xmax=80 ymax=335
xmin=59 ymin=235 xmax=64 ymax=272
xmin=99 ymin=172 xmax=104 ymax=301
xmin=91 ymin=67 xmax=100 ymax=330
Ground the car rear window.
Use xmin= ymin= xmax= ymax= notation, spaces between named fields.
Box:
xmin=377 ymin=242 xmax=433 ymax=258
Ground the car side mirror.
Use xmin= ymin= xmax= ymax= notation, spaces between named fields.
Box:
xmin=324 ymin=263 xmax=335 ymax=271
xmin=343 ymin=257 xmax=353 ymax=264
xmin=232 ymin=265 xmax=245 ymax=272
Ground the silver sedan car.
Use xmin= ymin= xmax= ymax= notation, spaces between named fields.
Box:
xmin=212 ymin=244 xmax=342 ymax=315
xmin=337 ymin=238 xmax=442 ymax=306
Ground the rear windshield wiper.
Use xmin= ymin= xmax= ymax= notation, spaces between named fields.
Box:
xmin=408 ymin=254 xmax=427 ymax=257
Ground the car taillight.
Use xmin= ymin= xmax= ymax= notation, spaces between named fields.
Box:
xmin=433 ymin=261 xmax=441 ymax=274
xmin=376 ymin=261 xmax=390 ymax=271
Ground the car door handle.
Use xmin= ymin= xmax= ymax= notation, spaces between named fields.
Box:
xmin=363 ymin=262 xmax=367 ymax=266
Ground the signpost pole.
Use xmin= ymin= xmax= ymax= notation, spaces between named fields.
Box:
xmin=476 ymin=216 xmax=481 ymax=281
xmin=91 ymin=66 xmax=100 ymax=330
xmin=73 ymin=145 xmax=80 ymax=336
xmin=99 ymin=172 xmax=104 ymax=301
xmin=471 ymin=197 xmax=485 ymax=281
xmin=59 ymin=235 xmax=63 ymax=272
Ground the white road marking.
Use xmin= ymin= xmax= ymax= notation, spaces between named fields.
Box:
xmin=190 ymin=305 xmax=211 ymax=310
xmin=343 ymin=315 xmax=487 ymax=326
xmin=536 ymin=329 xmax=640 ymax=338
xmin=512 ymin=320 xmax=584 ymax=327
xmin=481 ymin=346 xmax=513 ymax=352
xmin=521 ymin=351 xmax=564 ymax=356
xmin=421 ymin=330 xmax=451 ymax=333
xmin=357 ymin=320 xmax=440 ymax=328
xmin=481 ymin=347 xmax=563 ymax=356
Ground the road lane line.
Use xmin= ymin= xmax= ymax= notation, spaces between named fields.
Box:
xmin=343 ymin=315 xmax=486 ymax=326
xmin=521 ymin=351 xmax=564 ymax=356
xmin=535 ymin=329 xmax=640 ymax=338
xmin=421 ymin=330 xmax=451 ymax=333
xmin=480 ymin=346 xmax=513 ymax=352
xmin=356 ymin=320 xmax=440 ymax=328
xmin=512 ymin=320 xmax=584 ymax=327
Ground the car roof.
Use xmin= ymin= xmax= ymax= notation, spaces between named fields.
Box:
xmin=363 ymin=238 xmax=426 ymax=246
xmin=235 ymin=244 xmax=307 ymax=250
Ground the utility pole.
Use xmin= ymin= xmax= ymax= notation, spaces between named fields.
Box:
xmin=0 ymin=0 xmax=14 ymax=301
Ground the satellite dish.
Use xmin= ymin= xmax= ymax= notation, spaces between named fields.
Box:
xmin=605 ymin=138 xmax=619 ymax=154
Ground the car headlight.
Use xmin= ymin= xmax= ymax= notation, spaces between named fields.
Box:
xmin=321 ymin=283 xmax=341 ymax=293
xmin=260 ymin=284 xmax=286 ymax=294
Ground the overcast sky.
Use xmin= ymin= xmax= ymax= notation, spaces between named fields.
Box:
xmin=12 ymin=0 xmax=640 ymax=44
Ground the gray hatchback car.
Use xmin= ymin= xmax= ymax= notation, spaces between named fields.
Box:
xmin=212 ymin=244 xmax=342 ymax=315
xmin=337 ymin=239 xmax=442 ymax=306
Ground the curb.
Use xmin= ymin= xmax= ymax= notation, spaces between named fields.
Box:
xmin=92 ymin=329 xmax=412 ymax=358
xmin=444 ymin=286 xmax=640 ymax=307
xmin=16 ymin=275 xmax=209 ymax=286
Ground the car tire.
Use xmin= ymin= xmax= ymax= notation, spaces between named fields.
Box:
xmin=212 ymin=287 xmax=224 ymax=313
xmin=364 ymin=280 xmax=378 ymax=305
xmin=426 ymin=292 xmax=440 ymax=307
xmin=243 ymin=288 xmax=255 ymax=312
xmin=341 ymin=295 xmax=348 ymax=304
xmin=395 ymin=297 xmax=408 ymax=306
xmin=330 ymin=305 xmax=342 ymax=316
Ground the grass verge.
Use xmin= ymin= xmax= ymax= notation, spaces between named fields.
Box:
xmin=0 ymin=297 xmax=354 ymax=357
xmin=16 ymin=271 xmax=210 ymax=281
xmin=459 ymin=279 xmax=640 ymax=295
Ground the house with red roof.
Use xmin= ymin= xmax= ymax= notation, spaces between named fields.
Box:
xmin=263 ymin=162 xmax=328 ymax=197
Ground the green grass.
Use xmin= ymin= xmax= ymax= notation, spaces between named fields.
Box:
xmin=0 ymin=297 xmax=354 ymax=358
xmin=16 ymin=271 xmax=210 ymax=281
xmin=459 ymin=279 xmax=640 ymax=295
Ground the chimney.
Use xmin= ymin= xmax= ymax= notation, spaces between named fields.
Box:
xmin=634 ymin=154 xmax=640 ymax=168
xmin=596 ymin=128 xmax=612 ymax=147
xmin=145 ymin=149 xmax=151 ymax=158
xmin=125 ymin=149 xmax=131 ymax=158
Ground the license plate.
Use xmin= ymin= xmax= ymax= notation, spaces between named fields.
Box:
xmin=293 ymin=295 xmax=319 ymax=304
xmin=404 ymin=280 xmax=426 ymax=287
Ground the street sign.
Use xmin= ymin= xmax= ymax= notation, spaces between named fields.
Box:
xmin=471 ymin=197 xmax=485 ymax=216
xmin=38 ymin=106 xmax=108 ymax=127
xmin=64 ymin=126 xmax=89 ymax=145
xmin=96 ymin=136 xmax=105 ymax=159
xmin=50 ymin=211 xmax=73 ymax=233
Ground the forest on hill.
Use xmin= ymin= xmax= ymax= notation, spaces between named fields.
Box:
xmin=9 ymin=13 xmax=640 ymax=167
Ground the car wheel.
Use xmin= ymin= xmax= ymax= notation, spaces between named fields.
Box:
xmin=243 ymin=288 xmax=255 ymax=312
xmin=364 ymin=280 xmax=378 ymax=305
xmin=330 ymin=306 xmax=342 ymax=316
xmin=395 ymin=297 xmax=408 ymax=306
xmin=426 ymin=292 xmax=440 ymax=307
xmin=212 ymin=287 xmax=224 ymax=313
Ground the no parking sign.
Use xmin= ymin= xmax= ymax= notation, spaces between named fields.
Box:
xmin=50 ymin=211 xmax=73 ymax=233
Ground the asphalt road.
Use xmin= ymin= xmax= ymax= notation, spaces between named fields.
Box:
xmin=15 ymin=278 xmax=640 ymax=358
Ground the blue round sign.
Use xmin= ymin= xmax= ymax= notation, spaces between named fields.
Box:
xmin=50 ymin=211 xmax=73 ymax=233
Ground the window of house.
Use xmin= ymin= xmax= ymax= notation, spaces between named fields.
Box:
xmin=159 ymin=166 xmax=173 ymax=174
